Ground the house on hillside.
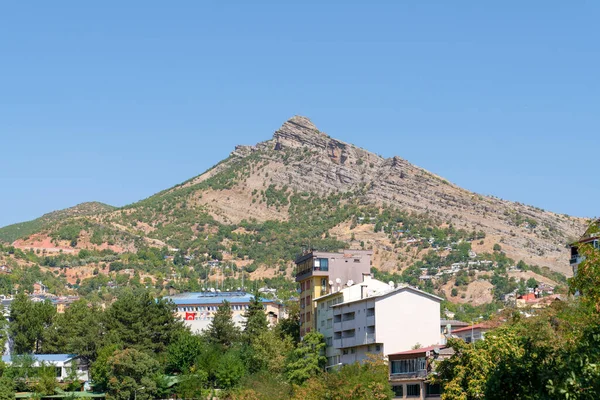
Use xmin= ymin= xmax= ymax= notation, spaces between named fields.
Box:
xmin=570 ymin=218 xmax=600 ymax=276
xmin=32 ymin=281 xmax=47 ymax=295
xmin=449 ymin=323 xmax=491 ymax=343
xmin=1 ymin=354 xmax=89 ymax=381
xmin=389 ymin=345 xmax=453 ymax=399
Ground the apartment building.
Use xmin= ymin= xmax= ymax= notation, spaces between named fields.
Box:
xmin=295 ymin=249 xmax=372 ymax=337
xmin=165 ymin=291 xmax=285 ymax=333
xmin=314 ymin=277 xmax=442 ymax=367
xmin=314 ymin=276 xmax=391 ymax=366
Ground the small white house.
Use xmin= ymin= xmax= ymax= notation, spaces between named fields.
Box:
xmin=2 ymin=354 xmax=89 ymax=381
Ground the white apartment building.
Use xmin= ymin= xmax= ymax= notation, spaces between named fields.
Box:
xmin=315 ymin=277 xmax=442 ymax=367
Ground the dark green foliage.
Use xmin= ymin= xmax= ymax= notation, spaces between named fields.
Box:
xmin=0 ymin=377 xmax=14 ymax=400
xmin=42 ymin=300 xmax=104 ymax=361
xmin=204 ymin=300 xmax=240 ymax=349
xmin=103 ymin=288 xmax=186 ymax=354
xmin=242 ymin=290 xmax=268 ymax=344
xmin=285 ymin=331 xmax=326 ymax=385
xmin=166 ymin=331 xmax=204 ymax=374
xmin=9 ymin=293 xmax=55 ymax=353
xmin=105 ymin=348 xmax=161 ymax=400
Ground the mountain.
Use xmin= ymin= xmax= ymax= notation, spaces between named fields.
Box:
xmin=0 ymin=116 xmax=588 ymax=303
xmin=0 ymin=202 xmax=115 ymax=243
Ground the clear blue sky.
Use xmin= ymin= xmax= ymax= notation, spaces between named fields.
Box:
xmin=1 ymin=1 xmax=598 ymax=228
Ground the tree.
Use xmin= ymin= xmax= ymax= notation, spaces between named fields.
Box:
xmin=90 ymin=344 xmax=121 ymax=392
xmin=285 ymin=331 xmax=326 ymax=385
xmin=242 ymin=291 xmax=268 ymax=344
xmin=9 ymin=294 xmax=55 ymax=353
xmin=166 ymin=331 xmax=204 ymax=374
xmin=215 ymin=351 xmax=246 ymax=389
xmin=43 ymin=300 xmax=104 ymax=361
xmin=0 ymin=377 xmax=15 ymax=400
xmin=103 ymin=289 xmax=186 ymax=354
xmin=250 ymin=329 xmax=294 ymax=374
xmin=105 ymin=348 xmax=160 ymax=400
xmin=204 ymin=300 xmax=240 ymax=349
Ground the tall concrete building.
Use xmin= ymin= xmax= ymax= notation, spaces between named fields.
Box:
xmin=295 ymin=249 xmax=372 ymax=337
xmin=314 ymin=277 xmax=442 ymax=367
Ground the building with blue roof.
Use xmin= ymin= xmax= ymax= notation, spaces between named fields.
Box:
xmin=2 ymin=354 xmax=89 ymax=381
xmin=165 ymin=291 xmax=286 ymax=333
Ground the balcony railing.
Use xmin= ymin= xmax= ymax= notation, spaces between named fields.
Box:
xmin=570 ymin=256 xmax=583 ymax=265
xmin=390 ymin=370 xmax=428 ymax=379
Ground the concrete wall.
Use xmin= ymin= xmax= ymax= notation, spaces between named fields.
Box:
xmin=376 ymin=290 xmax=441 ymax=355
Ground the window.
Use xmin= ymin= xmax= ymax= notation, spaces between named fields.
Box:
xmin=391 ymin=358 xmax=427 ymax=374
xmin=342 ymin=312 xmax=355 ymax=321
xmin=321 ymin=319 xmax=325 ymax=327
xmin=407 ymin=384 xmax=421 ymax=397
xmin=322 ymin=278 xmax=327 ymax=287
xmin=334 ymin=315 xmax=341 ymax=323
xmin=354 ymin=258 xmax=360 ymax=263
xmin=306 ymin=280 xmax=311 ymax=290
xmin=326 ymin=337 xmax=333 ymax=346
xmin=327 ymin=318 xmax=333 ymax=328
xmin=350 ymin=348 xmax=356 ymax=354
xmin=391 ymin=385 xmax=403 ymax=397
xmin=375 ymin=345 xmax=381 ymax=352
xmin=367 ymin=308 xmax=375 ymax=316
xmin=313 ymin=258 xmax=329 ymax=271
xmin=343 ymin=349 xmax=349 ymax=355
xmin=426 ymin=383 xmax=442 ymax=396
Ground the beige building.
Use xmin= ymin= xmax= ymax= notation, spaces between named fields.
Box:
xmin=165 ymin=291 xmax=285 ymax=333
xmin=295 ymin=249 xmax=372 ymax=337
xmin=314 ymin=277 xmax=442 ymax=367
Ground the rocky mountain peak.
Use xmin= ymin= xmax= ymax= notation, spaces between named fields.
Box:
xmin=273 ymin=115 xmax=330 ymax=150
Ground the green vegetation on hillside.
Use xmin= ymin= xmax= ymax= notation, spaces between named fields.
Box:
xmin=0 ymin=202 xmax=115 ymax=243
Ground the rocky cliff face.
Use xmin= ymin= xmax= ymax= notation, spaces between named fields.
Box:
xmin=219 ymin=116 xmax=585 ymax=275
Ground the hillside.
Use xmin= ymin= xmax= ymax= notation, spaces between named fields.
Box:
xmin=0 ymin=116 xmax=588 ymax=305
xmin=0 ymin=202 xmax=116 ymax=243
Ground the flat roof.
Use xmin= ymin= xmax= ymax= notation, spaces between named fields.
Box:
xmin=388 ymin=345 xmax=445 ymax=357
xmin=3 ymin=354 xmax=78 ymax=363
xmin=165 ymin=292 xmax=279 ymax=306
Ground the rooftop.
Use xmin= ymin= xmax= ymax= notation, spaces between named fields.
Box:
xmin=451 ymin=323 xmax=491 ymax=334
xmin=388 ymin=345 xmax=446 ymax=357
xmin=165 ymin=291 xmax=279 ymax=306
xmin=3 ymin=354 xmax=78 ymax=363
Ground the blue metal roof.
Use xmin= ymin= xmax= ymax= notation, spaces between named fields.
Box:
xmin=2 ymin=354 xmax=78 ymax=363
xmin=165 ymin=291 xmax=277 ymax=306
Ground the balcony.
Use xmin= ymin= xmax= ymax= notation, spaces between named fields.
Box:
xmin=570 ymin=255 xmax=583 ymax=265
xmin=366 ymin=315 xmax=375 ymax=326
xmin=333 ymin=321 xmax=342 ymax=332
xmin=389 ymin=370 xmax=428 ymax=380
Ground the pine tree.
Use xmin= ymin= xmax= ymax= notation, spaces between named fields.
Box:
xmin=243 ymin=290 xmax=268 ymax=344
xmin=205 ymin=300 xmax=240 ymax=349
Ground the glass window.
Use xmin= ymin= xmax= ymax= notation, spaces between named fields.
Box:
xmin=319 ymin=258 xmax=329 ymax=271
xmin=426 ymin=383 xmax=442 ymax=396
xmin=391 ymin=358 xmax=427 ymax=374
xmin=391 ymin=385 xmax=403 ymax=397
xmin=407 ymin=384 xmax=421 ymax=397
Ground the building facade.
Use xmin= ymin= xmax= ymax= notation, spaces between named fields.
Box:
xmin=295 ymin=249 xmax=372 ymax=337
xmin=388 ymin=346 xmax=451 ymax=399
xmin=165 ymin=291 xmax=285 ymax=334
xmin=570 ymin=218 xmax=600 ymax=276
xmin=314 ymin=277 xmax=442 ymax=367
xmin=2 ymin=354 xmax=89 ymax=381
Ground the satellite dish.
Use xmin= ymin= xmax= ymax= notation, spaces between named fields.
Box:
xmin=336 ymin=278 xmax=341 ymax=284
xmin=389 ymin=281 xmax=395 ymax=288
xmin=347 ymin=280 xmax=354 ymax=286
xmin=210 ymin=288 xmax=215 ymax=293
xmin=329 ymin=280 xmax=333 ymax=286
